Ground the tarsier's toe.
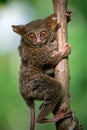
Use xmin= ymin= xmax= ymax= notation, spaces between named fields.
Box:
xmin=63 ymin=110 xmax=72 ymax=118
xmin=54 ymin=108 xmax=72 ymax=122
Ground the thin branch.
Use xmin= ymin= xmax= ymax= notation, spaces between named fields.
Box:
xmin=52 ymin=0 xmax=83 ymax=130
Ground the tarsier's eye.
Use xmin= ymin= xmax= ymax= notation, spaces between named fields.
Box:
xmin=40 ymin=31 xmax=48 ymax=38
xmin=28 ymin=33 xmax=36 ymax=40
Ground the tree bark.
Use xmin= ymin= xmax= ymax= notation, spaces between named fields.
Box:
xmin=52 ymin=0 xmax=83 ymax=130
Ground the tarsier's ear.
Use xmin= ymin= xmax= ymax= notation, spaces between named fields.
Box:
xmin=12 ymin=25 xmax=26 ymax=36
xmin=45 ymin=13 xmax=60 ymax=31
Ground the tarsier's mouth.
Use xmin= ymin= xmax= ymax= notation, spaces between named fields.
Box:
xmin=36 ymin=42 xmax=42 ymax=45
xmin=34 ymin=41 xmax=46 ymax=47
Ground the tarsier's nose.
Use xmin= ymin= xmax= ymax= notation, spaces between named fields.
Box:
xmin=36 ymin=37 xmax=41 ymax=45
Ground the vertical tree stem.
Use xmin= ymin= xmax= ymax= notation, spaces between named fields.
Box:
xmin=53 ymin=0 xmax=69 ymax=105
xmin=52 ymin=0 xmax=83 ymax=130
xmin=53 ymin=0 xmax=71 ymax=129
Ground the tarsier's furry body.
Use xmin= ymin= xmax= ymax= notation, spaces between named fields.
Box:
xmin=12 ymin=14 xmax=71 ymax=130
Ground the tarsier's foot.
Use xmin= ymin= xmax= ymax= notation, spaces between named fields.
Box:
xmin=36 ymin=108 xmax=72 ymax=123
xmin=66 ymin=10 xmax=72 ymax=22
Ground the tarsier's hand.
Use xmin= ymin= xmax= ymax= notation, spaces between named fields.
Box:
xmin=51 ymin=43 xmax=71 ymax=58
xmin=60 ymin=43 xmax=71 ymax=57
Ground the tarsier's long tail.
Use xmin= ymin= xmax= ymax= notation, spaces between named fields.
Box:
xmin=30 ymin=102 xmax=35 ymax=130
xmin=26 ymin=100 xmax=35 ymax=130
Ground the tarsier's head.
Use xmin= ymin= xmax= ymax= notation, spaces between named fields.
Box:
xmin=12 ymin=14 xmax=60 ymax=47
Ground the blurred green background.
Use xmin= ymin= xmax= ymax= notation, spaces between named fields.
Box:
xmin=0 ymin=0 xmax=87 ymax=130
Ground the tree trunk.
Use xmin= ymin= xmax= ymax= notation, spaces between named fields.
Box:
xmin=52 ymin=0 xmax=83 ymax=129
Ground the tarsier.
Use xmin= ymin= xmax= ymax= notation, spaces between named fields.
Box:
xmin=12 ymin=14 xmax=71 ymax=130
